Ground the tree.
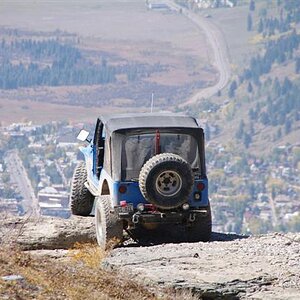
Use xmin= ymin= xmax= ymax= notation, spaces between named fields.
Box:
xmin=295 ymin=57 xmax=300 ymax=74
xmin=249 ymin=108 xmax=257 ymax=120
xmin=236 ymin=120 xmax=245 ymax=139
xmin=243 ymin=133 xmax=252 ymax=148
xmin=277 ymin=128 xmax=282 ymax=140
xmin=249 ymin=122 xmax=255 ymax=135
xmin=284 ymin=119 xmax=292 ymax=134
xmin=247 ymin=82 xmax=253 ymax=93
xmin=260 ymin=112 xmax=270 ymax=125
xmin=249 ymin=0 xmax=255 ymax=11
xmin=247 ymin=14 xmax=253 ymax=31
xmin=258 ymin=18 xmax=264 ymax=33
xmin=205 ymin=123 xmax=211 ymax=141
xmin=228 ymin=80 xmax=237 ymax=98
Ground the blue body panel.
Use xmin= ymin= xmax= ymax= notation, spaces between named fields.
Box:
xmin=114 ymin=178 xmax=209 ymax=208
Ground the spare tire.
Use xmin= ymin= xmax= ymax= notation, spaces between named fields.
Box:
xmin=139 ymin=153 xmax=194 ymax=210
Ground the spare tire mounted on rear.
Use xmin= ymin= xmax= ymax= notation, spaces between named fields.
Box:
xmin=139 ymin=153 xmax=194 ymax=209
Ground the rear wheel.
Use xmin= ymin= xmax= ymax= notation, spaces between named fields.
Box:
xmin=95 ymin=195 xmax=123 ymax=249
xmin=70 ymin=162 xmax=94 ymax=216
xmin=184 ymin=203 xmax=212 ymax=242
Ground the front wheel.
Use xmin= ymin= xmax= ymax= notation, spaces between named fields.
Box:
xmin=69 ymin=162 xmax=94 ymax=216
xmin=95 ymin=195 xmax=123 ymax=250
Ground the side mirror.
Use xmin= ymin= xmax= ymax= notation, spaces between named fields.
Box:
xmin=77 ymin=129 xmax=91 ymax=142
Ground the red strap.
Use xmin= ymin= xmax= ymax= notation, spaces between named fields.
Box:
xmin=155 ymin=129 xmax=160 ymax=154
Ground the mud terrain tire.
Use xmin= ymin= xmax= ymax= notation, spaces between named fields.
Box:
xmin=95 ymin=195 xmax=123 ymax=250
xmin=70 ymin=162 xmax=94 ymax=216
xmin=139 ymin=153 xmax=194 ymax=209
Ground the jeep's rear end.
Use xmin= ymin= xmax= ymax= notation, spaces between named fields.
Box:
xmin=106 ymin=114 xmax=211 ymax=242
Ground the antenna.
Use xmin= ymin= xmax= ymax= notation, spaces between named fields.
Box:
xmin=150 ymin=92 xmax=154 ymax=113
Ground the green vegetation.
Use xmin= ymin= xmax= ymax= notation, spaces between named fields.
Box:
xmin=0 ymin=35 xmax=165 ymax=89
xmin=180 ymin=0 xmax=300 ymax=234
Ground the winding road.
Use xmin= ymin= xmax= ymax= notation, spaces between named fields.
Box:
xmin=165 ymin=1 xmax=231 ymax=107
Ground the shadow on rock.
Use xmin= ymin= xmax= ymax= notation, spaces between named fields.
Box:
xmin=210 ymin=232 xmax=249 ymax=242
xmin=121 ymin=230 xmax=249 ymax=248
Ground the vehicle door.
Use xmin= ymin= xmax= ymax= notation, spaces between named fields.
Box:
xmin=93 ymin=118 xmax=104 ymax=178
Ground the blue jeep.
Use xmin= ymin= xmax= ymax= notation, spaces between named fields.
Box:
xmin=70 ymin=113 xmax=211 ymax=249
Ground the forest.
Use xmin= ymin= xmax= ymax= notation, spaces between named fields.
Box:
xmin=0 ymin=38 xmax=165 ymax=89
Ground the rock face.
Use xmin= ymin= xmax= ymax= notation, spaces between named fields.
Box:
xmin=103 ymin=232 xmax=300 ymax=299
xmin=1 ymin=216 xmax=300 ymax=299
xmin=0 ymin=215 xmax=96 ymax=250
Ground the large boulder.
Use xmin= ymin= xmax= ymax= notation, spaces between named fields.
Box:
xmin=0 ymin=215 xmax=96 ymax=250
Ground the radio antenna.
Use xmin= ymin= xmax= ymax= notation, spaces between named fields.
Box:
xmin=150 ymin=92 xmax=154 ymax=113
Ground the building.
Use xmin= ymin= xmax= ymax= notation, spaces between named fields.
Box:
xmin=38 ymin=186 xmax=70 ymax=218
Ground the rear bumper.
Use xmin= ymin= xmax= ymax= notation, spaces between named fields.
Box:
xmin=119 ymin=209 xmax=209 ymax=225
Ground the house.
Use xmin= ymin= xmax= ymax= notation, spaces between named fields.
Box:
xmin=148 ymin=3 xmax=169 ymax=10
xmin=38 ymin=186 xmax=70 ymax=218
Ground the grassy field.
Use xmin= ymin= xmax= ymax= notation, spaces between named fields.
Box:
xmin=0 ymin=98 xmax=125 ymax=125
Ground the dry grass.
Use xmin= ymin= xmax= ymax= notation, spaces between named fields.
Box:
xmin=0 ymin=243 xmax=157 ymax=300
xmin=0 ymin=214 xmax=199 ymax=299
xmin=0 ymin=242 xmax=200 ymax=300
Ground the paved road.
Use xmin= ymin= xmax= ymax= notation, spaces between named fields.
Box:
xmin=4 ymin=150 xmax=40 ymax=216
xmin=165 ymin=1 xmax=231 ymax=106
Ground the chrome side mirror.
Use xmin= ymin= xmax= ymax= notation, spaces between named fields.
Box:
xmin=77 ymin=129 xmax=91 ymax=142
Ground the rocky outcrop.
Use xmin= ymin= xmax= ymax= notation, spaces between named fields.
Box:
xmin=103 ymin=232 xmax=300 ymax=299
xmin=1 ymin=216 xmax=299 ymax=299
xmin=0 ymin=215 xmax=96 ymax=250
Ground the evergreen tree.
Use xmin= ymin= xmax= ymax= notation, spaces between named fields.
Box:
xmin=295 ymin=57 xmax=300 ymax=73
xmin=249 ymin=122 xmax=255 ymax=135
xmin=284 ymin=119 xmax=292 ymax=134
xmin=249 ymin=108 xmax=257 ymax=120
xmin=205 ymin=123 xmax=211 ymax=141
xmin=277 ymin=127 xmax=282 ymax=139
xmin=228 ymin=80 xmax=237 ymax=98
xmin=236 ymin=120 xmax=245 ymax=139
xmin=243 ymin=133 xmax=252 ymax=148
xmin=260 ymin=112 xmax=270 ymax=125
xmin=249 ymin=0 xmax=255 ymax=11
xmin=258 ymin=18 xmax=264 ymax=33
xmin=247 ymin=14 xmax=253 ymax=31
xmin=247 ymin=82 xmax=253 ymax=93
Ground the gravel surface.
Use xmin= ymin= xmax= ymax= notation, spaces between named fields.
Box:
xmin=104 ymin=232 xmax=300 ymax=299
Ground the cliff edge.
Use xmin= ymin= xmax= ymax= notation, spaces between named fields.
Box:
xmin=1 ymin=216 xmax=299 ymax=299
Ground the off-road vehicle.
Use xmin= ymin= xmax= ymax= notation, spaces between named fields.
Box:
xmin=70 ymin=113 xmax=211 ymax=249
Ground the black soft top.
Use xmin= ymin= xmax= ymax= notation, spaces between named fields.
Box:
xmin=100 ymin=113 xmax=200 ymax=133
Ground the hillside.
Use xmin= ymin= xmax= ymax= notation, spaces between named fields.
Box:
xmin=175 ymin=0 xmax=300 ymax=235
xmin=180 ymin=0 xmax=300 ymax=151
xmin=1 ymin=216 xmax=299 ymax=299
